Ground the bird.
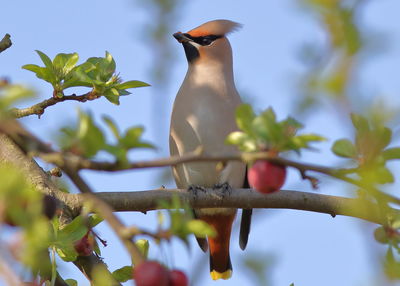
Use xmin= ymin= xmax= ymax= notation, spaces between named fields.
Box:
xmin=169 ymin=19 xmax=252 ymax=280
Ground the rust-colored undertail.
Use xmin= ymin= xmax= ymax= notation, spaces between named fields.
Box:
xmin=201 ymin=213 xmax=235 ymax=280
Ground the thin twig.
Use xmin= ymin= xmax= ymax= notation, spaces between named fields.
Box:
xmin=9 ymin=93 xmax=90 ymax=118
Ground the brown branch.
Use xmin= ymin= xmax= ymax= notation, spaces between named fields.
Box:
xmin=0 ymin=133 xmax=121 ymax=282
xmin=9 ymin=93 xmax=90 ymax=118
xmin=1 ymin=120 xmax=397 ymax=236
xmin=83 ymin=188 xmax=394 ymax=226
xmin=0 ymin=34 xmax=12 ymax=53
xmin=0 ymin=134 xmax=80 ymax=221
xmin=36 ymin=149 xmax=400 ymax=206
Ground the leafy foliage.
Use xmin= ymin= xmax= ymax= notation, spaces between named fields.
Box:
xmin=51 ymin=214 xmax=102 ymax=262
xmin=112 ymin=265 xmax=134 ymax=283
xmin=22 ymin=50 xmax=149 ymax=104
xmin=297 ymin=0 xmax=363 ymax=111
xmin=0 ymin=82 xmax=35 ymax=117
xmin=226 ymin=104 xmax=325 ymax=153
xmin=331 ymin=113 xmax=400 ymax=185
xmin=59 ymin=109 xmax=154 ymax=161
xmin=157 ymin=195 xmax=216 ymax=246
xmin=0 ymin=164 xmax=52 ymax=275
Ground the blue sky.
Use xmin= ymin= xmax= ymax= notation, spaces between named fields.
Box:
xmin=1 ymin=0 xmax=400 ymax=285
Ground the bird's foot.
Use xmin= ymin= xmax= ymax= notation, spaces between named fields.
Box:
xmin=188 ymin=185 xmax=207 ymax=198
xmin=213 ymin=182 xmax=232 ymax=198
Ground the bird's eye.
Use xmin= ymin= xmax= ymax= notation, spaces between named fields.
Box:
xmin=201 ymin=37 xmax=213 ymax=46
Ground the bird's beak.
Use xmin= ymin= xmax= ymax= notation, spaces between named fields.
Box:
xmin=173 ymin=32 xmax=192 ymax=43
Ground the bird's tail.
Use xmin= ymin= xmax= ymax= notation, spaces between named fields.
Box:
xmin=201 ymin=214 xmax=235 ymax=280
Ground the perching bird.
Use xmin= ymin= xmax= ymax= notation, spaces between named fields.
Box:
xmin=169 ymin=19 xmax=252 ymax=280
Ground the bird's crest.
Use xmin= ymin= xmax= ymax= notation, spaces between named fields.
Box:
xmin=187 ymin=19 xmax=242 ymax=37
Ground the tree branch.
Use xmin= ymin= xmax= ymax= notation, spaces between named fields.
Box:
xmin=0 ymin=133 xmax=122 ymax=282
xmin=78 ymin=188 xmax=393 ymax=226
xmin=0 ymin=34 xmax=12 ymax=53
xmin=9 ymin=93 xmax=90 ymax=118
xmin=37 ymin=149 xmax=400 ymax=206
xmin=0 ymin=134 xmax=80 ymax=222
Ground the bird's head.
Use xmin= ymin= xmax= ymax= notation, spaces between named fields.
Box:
xmin=173 ymin=19 xmax=241 ymax=66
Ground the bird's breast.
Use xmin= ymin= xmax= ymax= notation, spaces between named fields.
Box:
xmin=169 ymin=75 xmax=245 ymax=189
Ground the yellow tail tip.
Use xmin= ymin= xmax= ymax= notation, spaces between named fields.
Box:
xmin=210 ymin=269 xmax=232 ymax=280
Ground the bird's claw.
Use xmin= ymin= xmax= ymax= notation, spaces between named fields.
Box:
xmin=188 ymin=185 xmax=207 ymax=198
xmin=213 ymin=182 xmax=232 ymax=198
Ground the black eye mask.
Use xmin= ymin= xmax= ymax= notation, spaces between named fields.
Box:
xmin=183 ymin=34 xmax=222 ymax=46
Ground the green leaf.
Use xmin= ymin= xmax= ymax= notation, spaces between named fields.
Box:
xmin=102 ymin=115 xmax=120 ymax=139
xmin=225 ymin=131 xmax=257 ymax=152
xmin=88 ymin=214 xmax=103 ymax=228
xmin=36 ymin=50 xmax=53 ymax=70
xmin=0 ymin=84 xmax=35 ymax=112
xmin=376 ymin=166 xmax=394 ymax=184
xmin=119 ymin=126 xmax=155 ymax=150
xmin=331 ymin=139 xmax=357 ymax=158
xmin=292 ymin=134 xmax=326 ymax=149
xmin=118 ymin=89 xmax=131 ymax=96
xmin=281 ymin=116 xmax=303 ymax=132
xmin=92 ymin=237 xmax=101 ymax=256
xmin=22 ymin=64 xmax=57 ymax=84
xmin=351 ymin=113 xmax=369 ymax=132
xmin=135 ymin=239 xmax=149 ymax=259
xmin=379 ymin=127 xmax=392 ymax=150
xmin=252 ymin=108 xmax=280 ymax=143
xmin=22 ymin=64 xmax=43 ymax=74
xmin=186 ymin=219 xmax=216 ymax=238
xmin=86 ymin=51 xmax=116 ymax=82
xmin=236 ymin=104 xmax=256 ymax=134
xmin=92 ymin=266 xmax=117 ymax=286
xmin=56 ymin=244 xmax=78 ymax=262
xmin=385 ymin=247 xmax=400 ymax=279
xmin=383 ymin=148 xmax=400 ymax=161
xmin=112 ymin=266 xmax=133 ymax=283
xmin=77 ymin=111 xmax=106 ymax=157
xmin=72 ymin=62 xmax=97 ymax=86
xmin=53 ymin=53 xmax=79 ymax=75
xmin=103 ymin=144 xmax=128 ymax=163
xmin=120 ymin=127 xmax=143 ymax=148
xmin=57 ymin=216 xmax=88 ymax=243
xmin=104 ymin=88 xmax=120 ymax=105
xmin=116 ymin=80 xmax=150 ymax=90
xmin=65 ymin=279 xmax=78 ymax=286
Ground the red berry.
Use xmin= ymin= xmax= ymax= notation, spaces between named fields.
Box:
xmin=74 ymin=231 xmax=94 ymax=256
xmin=169 ymin=269 xmax=188 ymax=286
xmin=248 ymin=160 xmax=287 ymax=193
xmin=134 ymin=261 xmax=169 ymax=286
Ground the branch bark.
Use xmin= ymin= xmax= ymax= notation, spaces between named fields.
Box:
xmin=37 ymin=148 xmax=400 ymax=206
xmin=87 ymin=188 xmax=393 ymax=225
xmin=0 ymin=134 xmax=123 ymax=282
xmin=0 ymin=134 xmax=80 ymax=221
xmin=9 ymin=93 xmax=90 ymax=118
